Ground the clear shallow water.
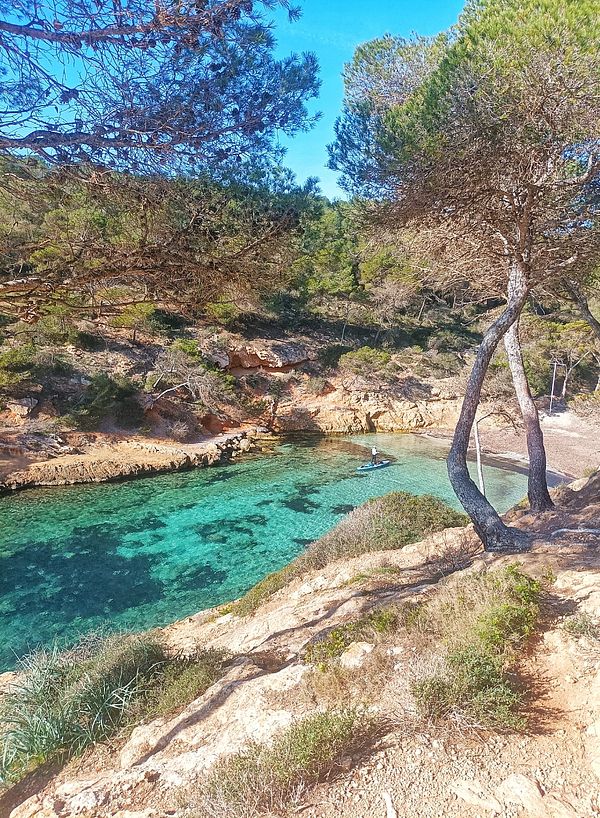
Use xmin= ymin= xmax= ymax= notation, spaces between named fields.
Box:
xmin=0 ymin=433 xmax=528 ymax=670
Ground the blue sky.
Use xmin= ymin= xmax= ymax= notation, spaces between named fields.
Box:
xmin=271 ymin=0 xmax=465 ymax=198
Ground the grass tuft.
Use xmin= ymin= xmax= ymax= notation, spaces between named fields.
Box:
xmin=0 ymin=635 xmax=230 ymax=786
xmin=563 ymin=612 xmax=598 ymax=640
xmin=193 ymin=708 xmax=381 ymax=818
xmin=304 ymin=607 xmax=398 ymax=668
xmin=410 ymin=564 xmax=540 ymax=729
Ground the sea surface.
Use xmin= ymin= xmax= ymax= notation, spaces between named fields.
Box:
xmin=0 ymin=433 xmax=529 ymax=670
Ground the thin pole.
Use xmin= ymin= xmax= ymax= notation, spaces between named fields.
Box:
xmin=549 ymin=360 xmax=558 ymax=415
xmin=474 ymin=418 xmax=485 ymax=496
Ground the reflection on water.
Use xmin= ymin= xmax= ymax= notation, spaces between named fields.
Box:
xmin=0 ymin=433 xmax=528 ymax=670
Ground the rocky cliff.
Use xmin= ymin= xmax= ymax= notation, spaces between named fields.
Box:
xmin=3 ymin=474 xmax=599 ymax=818
xmin=0 ymin=432 xmax=253 ymax=493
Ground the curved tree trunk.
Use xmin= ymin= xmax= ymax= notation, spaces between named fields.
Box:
xmin=504 ymin=319 xmax=554 ymax=511
xmin=565 ymin=279 xmax=600 ymax=340
xmin=447 ymin=262 xmax=530 ymax=551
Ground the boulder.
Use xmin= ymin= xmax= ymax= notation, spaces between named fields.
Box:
xmin=6 ymin=397 xmax=38 ymax=418
xmin=449 ymin=779 xmax=502 ymax=813
xmin=495 ymin=774 xmax=545 ymax=816
xmin=228 ymin=340 xmax=310 ymax=370
xmin=339 ymin=641 xmax=375 ymax=669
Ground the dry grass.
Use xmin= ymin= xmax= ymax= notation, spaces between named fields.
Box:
xmin=306 ymin=649 xmax=396 ymax=707
xmin=408 ymin=565 xmax=541 ymax=728
xmin=188 ymin=709 xmax=383 ymax=818
xmin=302 ymin=565 xmax=542 ymax=731
xmin=227 ymin=493 xmax=467 ymax=617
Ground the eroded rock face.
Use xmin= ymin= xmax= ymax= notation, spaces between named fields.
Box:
xmin=228 ymin=340 xmax=310 ymax=370
xmin=0 ymin=432 xmax=251 ymax=492
xmin=274 ymin=389 xmax=462 ymax=434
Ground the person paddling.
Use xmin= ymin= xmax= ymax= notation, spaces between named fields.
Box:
xmin=371 ymin=446 xmax=379 ymax=465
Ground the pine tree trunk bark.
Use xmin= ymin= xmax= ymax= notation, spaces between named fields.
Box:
xmin=504 ymin=319 xmax=554 ymax=511
xmin=565 ymin=280 xmax=600 ymax=340
xmin=447 ymin=262 xmax=530 ymax=551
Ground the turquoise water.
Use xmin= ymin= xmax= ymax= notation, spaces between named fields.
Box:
xmin=0 ymin=433 xmax=528 ymax=670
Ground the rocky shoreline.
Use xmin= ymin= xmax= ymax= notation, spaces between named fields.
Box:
xmin=0 ymin=430 xmax=254 ymax=494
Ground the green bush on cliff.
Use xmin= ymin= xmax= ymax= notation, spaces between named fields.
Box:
xmin=338 ymin=346 xmax=391 ymax=376
xmin=0 ymin=634 xmax=230 ymax=786
xmin=411 ymin=565 xmax=541 ymax=728
xmin=0 ymin=344 xmax=37 ymax=387
xmin=304 ymin=492 xmax=467 ymax=571
xmin=227 ymin=492 xmax=467 ymax=617
xmin=194 ymin=709 xmax=381 ymax=818
xmin=69 ymin=373 xmax=144 ymax=430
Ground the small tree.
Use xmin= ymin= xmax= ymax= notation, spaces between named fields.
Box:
xmin=110 ymin=303 xmax=157 ymax=343
xmin=330 ymin=0 xmax=600 ymax=548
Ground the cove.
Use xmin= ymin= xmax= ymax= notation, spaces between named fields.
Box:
xmin=0 ymin=433 xmax=529 ymax=671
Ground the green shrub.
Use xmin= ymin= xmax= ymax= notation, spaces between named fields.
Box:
xmin=0 ymin=344 xmax=37 ymax=388
xmin=228 ymin=493 xmax=466 ymax=617
xmin=31 ymin=312 xmax=78 ymax=346
xmin=305 ymin=376 xmax=329 ymax=395
xmin=413 ymin=648 xmax=522 ymax=728
xmin=317 ymin=344 xmax=353 ymax=369
xmin=0 ymin=343 xmax=36 ymax=373
xmin=109 ymin=303 xmax=159 ymax=341
xmin=421 ymin=351 xmax=464 ymax=377
xmin=172 ymin=338 xmax=201 ymax=358
xmin=205 ymin=300 xmax=241 ymax=326
xmin=147 ymin=648 xmax=230 ymax=717
xmin=304 ymin=607 xmax=398 ymax=667
xmin=427 ymin=328 xmax=476 ymax=353
xmin=0 ymin=636 xmax=230 ymax=786
xmin=74 ymin=331 xmax=106 ymax=351
xmin=411 ymin=565 xmax=541 ymax=729
xmin=34 ymin=350 xmax=74 ymax=377
xmin=70 ymin=373 xmax=143 ymax=430
xmin=563 ymin=612 xmax=598 ymax=639
xmin=226 ymin=565 xmax=297 ymax=617
xmin=195 ymin=709 xmax=380 ymax=818
xmin=338 ymin=346 xmax=392 ymax=376
xmin=303 ymin=492 xmax=468 ymax=570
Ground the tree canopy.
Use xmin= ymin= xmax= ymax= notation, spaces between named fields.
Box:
xmin=0 ymin=161 xmax=320 ymax=316
xmin=330 ymin=0 xmax=600 ymax=549
xmin=0 ymin=0 xmax=320 ymax=172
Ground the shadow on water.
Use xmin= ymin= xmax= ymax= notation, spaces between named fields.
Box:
xmin=0 ymin=527 xmax=164 ymax=666
xmin=331 ymin=504 xmax=356 ymax=515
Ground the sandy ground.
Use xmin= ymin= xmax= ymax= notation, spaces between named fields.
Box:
xmin=477 ymin=411 xmax=600 ymax=478
xmin=427 ymin=409 xmax=600 ymax=480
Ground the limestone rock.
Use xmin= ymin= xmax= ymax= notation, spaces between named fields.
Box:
xmin=274 ymin=388 xmax=462 ymax=434
xmin=0 ymin=432 xmax=251 ymax=492
xmin=6 ymin=397 xmax=38 ymax=418
xmin=339 ymin=641 xmax=375 ymax=670
xmin=543 ymin=794 xmax=583 ymax=818
xmin=495 ymin=774 xmax=545 ymax=815
xmin=228 ymin=340 xmax=310 ymax=369
xmin=449 ymin=779 xmax=502 ymax=812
